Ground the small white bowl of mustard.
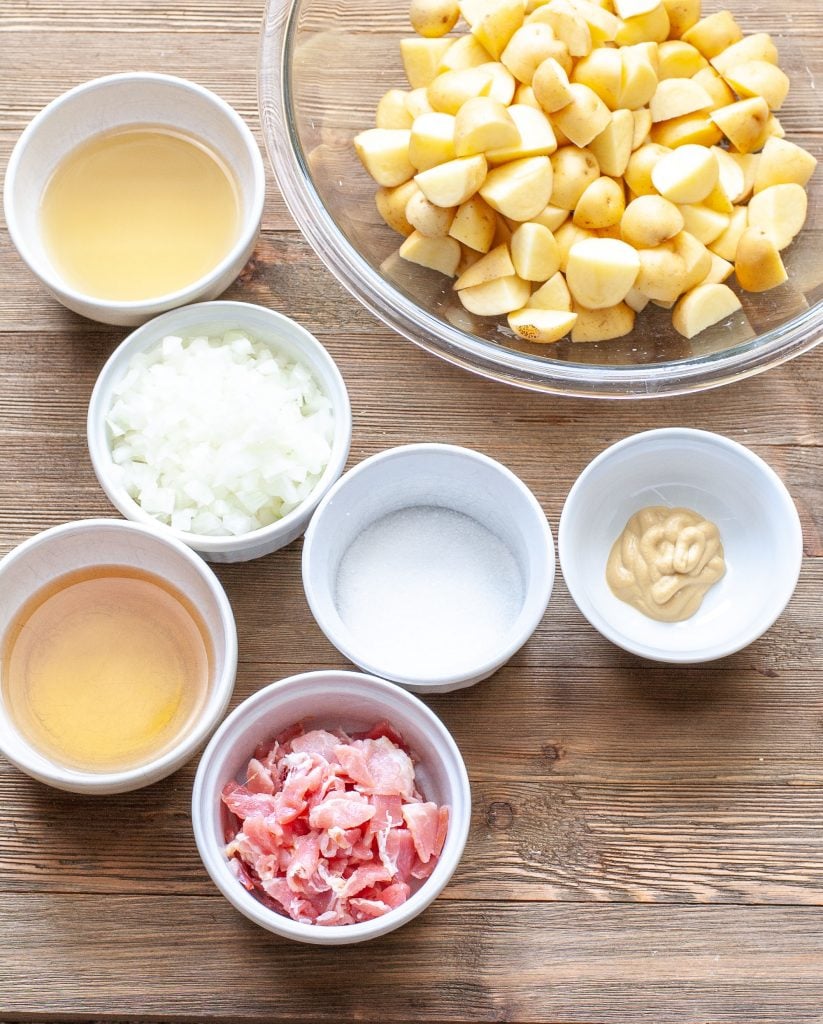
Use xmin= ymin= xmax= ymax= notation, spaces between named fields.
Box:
xmin=558 ymin=428 xmax=803 ymax=664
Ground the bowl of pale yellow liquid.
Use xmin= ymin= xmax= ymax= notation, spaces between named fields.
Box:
xmin=3 ymin=73 xmax=265 ymax=326
xmin=0 ymin=519 xmax=237 ymax=793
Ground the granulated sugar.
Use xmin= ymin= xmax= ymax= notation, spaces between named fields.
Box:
xmin=335 ymin=505 xmax=523 ymax=678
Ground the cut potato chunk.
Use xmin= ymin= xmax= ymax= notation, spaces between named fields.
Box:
xmin=662 ymin=0 xmax=700 ymax=40
xmin=682 ymin=11 xmax=742 ymax=60
xmin=480 ymin=155 xmax=554 ymax=220
xmin=406 ymin=87 xmax=436 ymax=119
xmin=711 ymin=33 xmax=779 ymax=76
xmin=563 ymin=0 xmax=621 ymax=46
xmin=572 ymin=47 xmax=622 ymax=110
xmin=406 ymin=191 xmax=456 ymax=236
xmin=536 ymin=0 xmax=592 ymax=58
xmin=710 ymin=97 xmax=770 ymax=155
xmin=708 ymin=205 xmax=747 ymax=262
xmin=746 ymin=183 xmax=808 ymax=251
xmin=724 ymin=61 xmax=790 ymax=112
xmin=415 ymin=154 xmax=488 ymax=206
xmin=439 ymin=34 xmax=494 ymax=72
xmin=501 ymin=23 xmax=560 ymax=84
xmin=618 ymin=44 xmax=660 ymax=109
xmin=753 ymin=137 xmax=818 ymax=194
xmin=533 ymin=57 xmax=575 ymax=112
xmin=624 ymin=287 xmax=650 ymax=313
xmin=712 ymin=146 xmax=746 ymax=204
xmin=649 ymin=78 xmax=713 ymax=123
xmin=507 ymin=306 xmax=577 ymax=341
xmin=565 ymin=237 xmax=640 ymax=308
xmin=399 ymin=230 xmax=462 ymax=275
xmin=588 ymin=109 xmax=634 ymax=177
xmin=615 ymin=5 xmax=670 ymax=47
xmin=477 ymin=60 xmax=519 ymax=105
xmin=631 ymin=108 xmax=653 ymax=151
xmin=449 ymin=194 xmax=498 ymax=251
xmin=678 ymin=204 xmax=730 ymax=246
xmin=624 ymin=143 xmax=671 ymax=196
xmin=411 ymin=0 xmax=461 ymax=38
xmin=552 ymin=83 xmax=611 ymax=147
xmin=376 ymin=180 xmax=419 ymax=236
xmin=651 ymin=144 xmax=719 ymax=204
xmin=354 ymin=129 xmax=415 ymax=187
xmin=460 ymin=0 xmax=526 ymax=60
xmin=409 ymin=112 xmax=457 ymax=171
xmin=735 ymin=227 xmax=787 ymax=292
xmin=621 ymin=194 xmax=684 ymax=248
xmin=672 ymin=282 xmax=742 ymax=338
xmin=428 ymin=67 xmax=494 ymax=113
xmin=458 ymin=273 xmax=532 ymax=313
xmin=454 ymin=97 xmax=519 ymax=155
xmin=486 ymin=104 xmax=558 ymax=163
xmin=650 ymin=112 xmax=723 ymax=149
xmin=401 ymin=37 xmax=454 ymax=88
xmin=657 ymin=40 xmax=708 ymax=80
xmin=511 ymin=222 xmax=562 ymax=279
xmin=634 ymin=244 xmax=688 ymax=301
xmin=704 ymin=252 xmax=734 ymax=285
xmin=551 ymin=145 xmax=600 ymax=208
xmin=453 ymin=242 xmax=516 ymax=288
xmin=671 ymin=230 xmax=712 ymax=291
xmin=573 ymin=176 xmax=625 ymax=228
xmin=531 ymin=203 xmax=570 ymax=231
xmin=571 ymin=301 xmax=635 ymax=341
xmin=377 ymin=89 xmax=414 ymax=129
xmin=613 ymin=0 xmax=660 ymax=19
xmin=692 ymin=67 xmax=736 ymax=111
xmin=527 ymin=270 xmax=573 ymax=310
xmin=555 ymin=220 xmax=596 ymax=270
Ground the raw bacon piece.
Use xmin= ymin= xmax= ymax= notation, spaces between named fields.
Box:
xmin=222 ymin=722 xmax=450 ymax=927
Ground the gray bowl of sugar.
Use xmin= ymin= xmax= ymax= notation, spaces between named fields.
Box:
xmin=301 ymin=443 xmax=555 ymax=693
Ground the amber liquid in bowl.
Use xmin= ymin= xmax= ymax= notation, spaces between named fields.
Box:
xmin=1 ymin=565 xmax=212 ymax=773
xmin=39 ymin=126 xmax=240 ymax=302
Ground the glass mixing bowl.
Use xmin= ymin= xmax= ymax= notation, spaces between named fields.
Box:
xmin=259 ymin=0 xmax=822 ymax=397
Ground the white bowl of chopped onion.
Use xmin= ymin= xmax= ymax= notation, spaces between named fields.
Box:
xmin=191 ymin=669 xmax=471 ymax=944
xmin=87 ymin=300 xmax=352 ymax=562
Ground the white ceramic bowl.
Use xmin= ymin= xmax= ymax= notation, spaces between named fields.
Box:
xmin=0 ymin=519 xmax=238 ymax=794
xmin=87 ymin=300 xmax=352 ymax=563
xmin=3 ymin=72 xmax=265 ymax=326
xmin=558 ymin=428 xmax=803 ymax=663
xmin=192 ymin=669 xmax=471 ymax=944
xmin=302 ymin=444 xmax=554 ymax=692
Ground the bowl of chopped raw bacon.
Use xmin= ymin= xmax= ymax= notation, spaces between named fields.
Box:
xmin=191 ymin=669 xmax=471 ymax=943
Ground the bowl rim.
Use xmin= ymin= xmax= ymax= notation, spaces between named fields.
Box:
xmin=301 ymin=442 xmax=555 ymax=690
xmin=86 ymin=299 xmax=353 ymax=555
xmin=0 ymin=517 xmax=238 ymax=793
xmin=258 ymin=1 xmax=823 ymax=399
xmin=557 ymin=427 xmax=804 ymax=663
xmin=191 ymin=668 xmax=472 ymax=944
xmin=3 ymin=71 xmax=266 ymax=316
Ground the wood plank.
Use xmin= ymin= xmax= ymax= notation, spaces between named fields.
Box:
xmin=1 ymin=895 xmax=823 ymax=1023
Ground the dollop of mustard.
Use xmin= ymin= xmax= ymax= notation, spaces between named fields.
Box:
xmin=606 ymin=506 xmax=726 ymax=623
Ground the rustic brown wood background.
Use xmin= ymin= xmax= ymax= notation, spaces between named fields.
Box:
xmin=1 ymin=1 xmax=822 ymax=1022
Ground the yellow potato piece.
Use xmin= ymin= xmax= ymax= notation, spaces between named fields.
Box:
xmin=615 ymin=5 xmax=670 ymax=46
xmin=672 ymin=282 xmax=742 ymax=338
xmin=449 ymin=194 xmax=498 ymax=252
xmin=712 ymin=146 xmax=746 ymax=204
xmin=571 ymin=301 xmax=635 ymax=341
xmin=411 ymin=0 xmax=461 ymax=38
xmin=710 ymin=97 xmax=770 ymax=155
xmin=555 ymin=221 xmax=596 ymax=270
xmin=552 ymin=83 xmax=611 ymax=147
xmin=477 ymin=60 xmax=519 ymax=105
xmin=536 ymin=0 xmax=593 ymax=58
xmin=406 ymin=191 xmax=456 ymax=236
xmin=662 ymin=0 xmax=700 ymax=40
xmin=634 ymin=244 xmax=688 ymax=301
xmin=746 ymin=183 xmax=808 ymax=251
xmin=533 ymin=57 xmax=574 ymax=112
xmin=458 ymin=273 xmax=532 ymax=313
xmin=614 ymin=0 xmax=660 ymax=18
xmin=479 ymin=155 xmax=554 ymax=220
xmin=415 ymin=154 xmax=488 ymax=207
xmin=409 ymin=112 xmax=457 ymax=171
xmin=530 ymin=203 xmax=570 ymax=231
xmin=401 ymin=37 xmax=454 ymax=88
xmin=500 ymin=22 xmax=560 ymax=84
xmin=753 ymin=137 xmax=818 ymax=193
xmin=724 ymin=61 xmax=790 ymax=112
xmin=565 ymin=237 xmax=640 ymax=308
xmin=708 ymin=205 xmax=747 ymax=262
xmin=624 ymin=287 xmax=651 ymax=313
xmin=486 ymin=104 xmax=558 ymax=164
xmin=573 ymin=176 xmax=625 ymax=229
xmin=735 ymin=227 xmax=787 ymax=292
xmin=507 ymin=306 xmax=577 ymax=341
xmin=572 ymin=47 xmax=622 ymax=110
xmin=377 ymin=89 xmax=414 ymax=129
xmin=650 ymin=112 xmax=723 ymax=149
xmin=588 ymin=109 xmax=634 ymax=177
xmin=551 ymin=145 xmax=600 ymax=208
xmin=621 ymin=195 xmax=684 ymax=248
xmin=657 ymin=41 xmax=708 ymax=81
xmin=649 ymin=78 xmax=714 ymax=123
xmin=624 ymin=143 xmax=671 ymax=196
xmin=619 ymin=45 xmax=660 ymax=109
xmin=453 ymin=242 xmax=516 ymax=288
xmin=454 ymin=97 xmax=520 ymax=155
xmin=671 ymin=230 xmax=713 ymax=291
xmin=399 ymin=230 xmax=463 ymax=275
xmin=682 ymin=11 xmax=743 ymax=60
xmin=651 ymin=145 xmax=719 ymax=205
xmin=354 ymin=129 xmax=415 ymax=187
xmin=711 ymin=33 xmax=779 ymax=76
xmin=510 ymin=222 xmax=562 ymax=279
xmin=561 ymin=0 xmax=621 ymax=46
xmin=459 ymin=0 xmax=526 ymax=60
xmin=704 ymin=252 xmax=734 ymax=285
xmin=375 ymin=180 xmax=419 ymax=236
xmin=631 ymin=108 xmax=652 ymax=151
xmin=527 ymin=270 xmax=573 ymax=310
xmin=439 ymin=34 xmax=494 ymax=73
xmin=406 ymin=87 xmax=435 ymax=119
xmin=678 ymin=204 xmax=730 ymax=246
xmin=428 ymin=67 xmax=494 ymax=113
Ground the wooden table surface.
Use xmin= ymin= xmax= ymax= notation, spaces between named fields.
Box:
xmin=1 ymin=2 xmax=822 ymax=1022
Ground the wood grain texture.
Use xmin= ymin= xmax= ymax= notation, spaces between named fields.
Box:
xmin=1 ymin=0 xmax=823 ymax=1021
